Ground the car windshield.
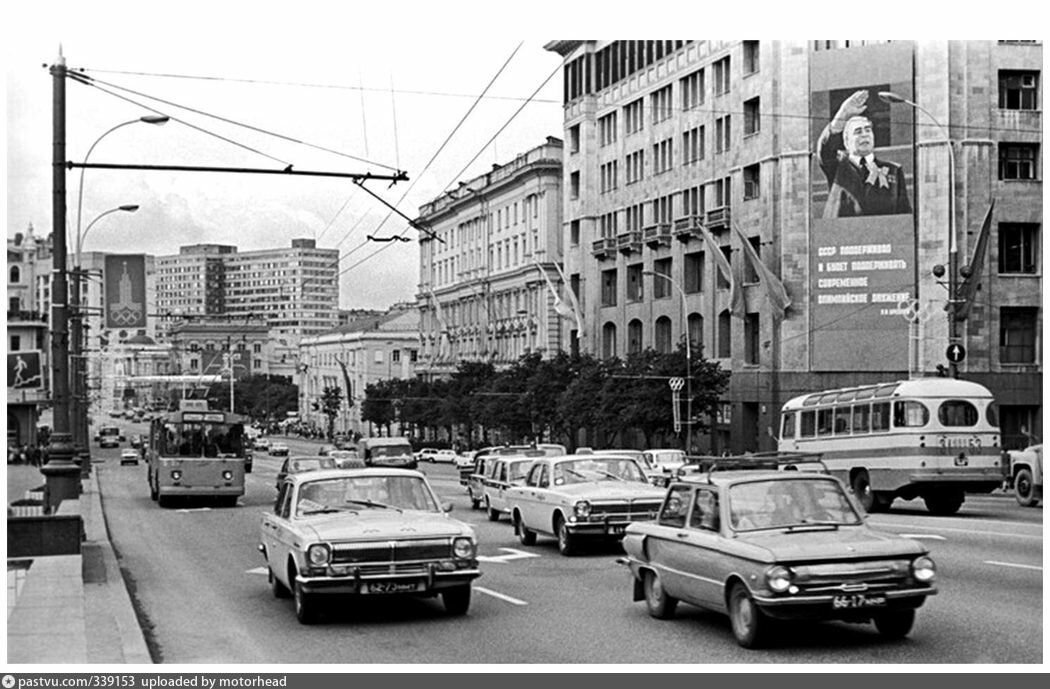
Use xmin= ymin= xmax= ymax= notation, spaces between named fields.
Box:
xmin=290 ymin=458 xmax=333 ymax=472
xmin=554 ymin=457 xmax=647 ymax=484
xmin=372 ymin=444 xmax=412 ymax=458
xmin=296 ymin=475 xmax=438 ymax=515
xmin=728 ymin=477 xmax=862 ymax=531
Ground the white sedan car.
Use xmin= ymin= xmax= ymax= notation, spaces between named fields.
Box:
xmin=120 ymin=449 xmax=140 ymax=466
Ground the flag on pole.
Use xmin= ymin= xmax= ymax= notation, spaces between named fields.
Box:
xmin=953 ymin=200 xmax=995 ymax=322
xmin=731 ymin=222 xmax=791 ymax=320
xmin=427 ymin=288 xmax=450 ymax=362
xmin=550 ymin=260 xmax=585 ymax=334
xmin=696 ymin=223 xmax=744 ymax=318
xmin=336 ymin=357 xmax=354 ymax=405
xmin=535 ymin=261 xmax=584 ymax=334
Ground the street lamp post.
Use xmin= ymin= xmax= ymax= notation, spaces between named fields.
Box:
xmin=643 ymin=270 xmax=692 ymax=453
xmin=878 ymin=91 xmax=958 ymax=377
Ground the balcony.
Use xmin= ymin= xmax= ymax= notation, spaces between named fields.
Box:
xmin=643 ymin=223 xmax=673 ymax=249
xmin=672 ymin=215 xmax=703 ymax=241
xmin=616 ymin=231 xmax=643 ymax=255
xmin=591 ymin=237 xmax=617 ymax=260
xmin=6 ymin=310 xmax=48 ymax=325
xmin=705 ymin=206 xmax=731 ymax=231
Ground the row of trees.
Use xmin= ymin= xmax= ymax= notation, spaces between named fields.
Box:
xmin=360 ymin=346 xmax=730 ymax=451
xmin=203 ymin=374 xmax=299 ymax=423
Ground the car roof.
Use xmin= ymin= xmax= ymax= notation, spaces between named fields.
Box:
xmin=673 ymin=470 xmax=840 ymax=488
xmin=286 ymin=467 xmax=427 ymax=484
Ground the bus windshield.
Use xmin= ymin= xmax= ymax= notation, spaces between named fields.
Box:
xmin=161 ymin=421 xmax=244 ymax=458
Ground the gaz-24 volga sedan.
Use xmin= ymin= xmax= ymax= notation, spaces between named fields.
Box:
xmin=506 ymin=454 xmax=667 ymax=555
xmin=621 ymin=468 xmax=937 ymax=648
xmin=260 ymin=467 xmax=481 ymax=624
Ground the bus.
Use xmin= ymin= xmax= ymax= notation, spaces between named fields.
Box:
xmin=146 ymin=400 xmax=247 ymax=507
xmin=777 ymin=378 xmax=1003 ymax=515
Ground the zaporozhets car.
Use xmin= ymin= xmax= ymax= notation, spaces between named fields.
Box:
xmin=621 ymin=462 xmax=937 ymax=648
xmin=260 ymin=467 xmax=481 ymax=624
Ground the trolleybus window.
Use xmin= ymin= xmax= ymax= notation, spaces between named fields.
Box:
xmin=833 ymin=407 xmax=851 ymax=434
xmin=781 ymin=411 xmax=796 ymax=439
xmin=871 ymin=402 xmax=891 ymax=432
xmin=800 ymin=410 xmax=816 ymax=437
xmin=852 ymin=404 xmax=871 ymax=433
xmin=817 ymin=408 xmax=833 ymax=436
xmin=162 ymin=420 xmax=243 ymax=457
xmin=938 ymin=400 xmax=979 ymax=427
xmin=893 ymin=400 xmax=930 ymax=428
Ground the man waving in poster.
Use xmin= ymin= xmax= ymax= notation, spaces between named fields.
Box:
xmin=817 ymin=89 xmax=911 ymax=218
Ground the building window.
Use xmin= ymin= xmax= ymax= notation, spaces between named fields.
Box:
xmin=743 ymin=164 xmax=761 ymax=200
xmin=685 ymin=251 xmax=705 ymax=294
xmin=624 ymin=98 xmax=644 ymax=135
xmin=743 ymin=40 xmax=760 ymax=75
xmin=717 ymin=309 xmax=732 ymax=358
xmin=999 ymin=223 xmax=1039 ymax=274
xmin=568 ymin=124 xmax=580 ymax=153
xmin=570 ymin=220 xmax=580 ymax=246
xmin=744 ymin=313 xmax=760 ymax=364
xmin=743 ymin=97 xmax=760 ymax=136
xmin=625 ymin=203 xmax=645 ymax=232
xmin=655 ymin=316 xmax=673 ymax=354
xmin=1000 ymin=307 xmax=1038 ymax=364
xmin=652 ymin=138 xmax=673 ymax=175
xmin=601 ymin=269 xmax=618 ymax=307
xmin=680 ymin=69 xmax=704 ymax=111
xmin=410 ymin=349 xmax=418 ymax=363
xmin=653 ymin=258 xmax=672 ymax=299
xmin=9 ymin=266 xmax=20 ymax=283
xmin=392 ymin=350 xmax=401 ymax=363
xmin=599 ymin=112 xmax=618 ymax=147
xmin=626 ymin=149 xmax=645 ymax=184
xmin=717 ymin=246 xmax=733 ymax=290
xmin=602 ymin=322 xmax=618 ymax=359
xmin=10 ymin=335 xmax=21 ymax=351
xmin=600 ymin=160 xmax=619 ymax=193
xmin=570 ymin=171 xmax=581 ymax=199
xmin=715 ymin=115 xmax=731 ymax=153
xmin=374 ymin=350 xmax=384 ymax=364
xmin=681 ymin=185 xmax=704 ymax=219
xmin=713 ymin=56 xmax=731 ymax=95
xmin=742 ymin=235 xmax=762 ymax=284
xmin=682 ymin=126 xmax=704 ymax=165
xmin=9 ymin=296 xmax=19 ymax=312
xmin=627 ymin=264 xmax=644 ymax=302
xmin=999 ymin=143 xmax=1039 ymax=180
xmin=712 ymin=176 xmax=732 ymax=208
xmin=252 ymin=343 xmax=262 ymax=354
xmin=600 ymin=211 xmax=619 ymax=239
xmin=999 ymin=71 xmax=1039 ymax=111
xmin=652 ymin=194 xmax=673 ymax=225
xmin=650 ymin=84 xmax=673 ymax=124
xmin=627 ymin=319 xmax=644 ymax=354
xmin=688 ymin=313 xmax=703 ymax=350
xmin=253 ymin=359 xmax=262 ymax=369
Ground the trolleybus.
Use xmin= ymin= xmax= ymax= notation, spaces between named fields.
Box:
xmin=146 ymin=400 xmax=247 ymax=507
xmin=778 ymin=378 xmax=1003 ymax=515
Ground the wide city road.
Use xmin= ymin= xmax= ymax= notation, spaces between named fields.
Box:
xmin=93 ymin=426 xmax=1043 ymax=665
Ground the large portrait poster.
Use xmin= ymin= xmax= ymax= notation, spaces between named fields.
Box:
xmin=809 ymin=43 xmax=916 ymax=371
xmin=104 ymin=254 xmax=147 ymax=330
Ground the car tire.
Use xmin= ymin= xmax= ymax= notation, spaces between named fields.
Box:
xmin=923 ymin=489 xmax=964 ymax=516
xmin=873 ymin=608 xmax=915 ymax=640
xmin=1014 ymin=468 xmax=1039 ymax=507
xmin=269 ymin=567 xmax=291 ymax=599
xmin=485 ymin=498 xmax=500 ymax=522
xmin=516 ymin=514 xmax=536 ymax=546
xmin=643 ymin=570 xmax=678 ymax=619
xmin=555 ymin=516 xmax=576 ymax=556
xmin=442 ymin=585 xmax=471 ymax=616
xmin=294 ymin=577 xmax=319 ymax=625
xmin=728 ymin=582 xmax=769 ymax=649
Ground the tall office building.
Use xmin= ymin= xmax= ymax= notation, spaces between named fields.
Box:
xmin=545 ymin=40 xmax=1041 ymax=453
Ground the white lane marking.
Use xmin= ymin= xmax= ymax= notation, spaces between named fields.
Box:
xmin=176 ymin=507 xmax=212 ymax=513
xmin=246 ymin=566 xmax=269 ymax=576
xmin=984 ymin=560 xmax=1042 ymax=572
xmin=898 ymin=533 xmax=947 ymax=541
xmin=869 ymin=521 xmax=1042 ymax=541
xmin=474 ymin=586 xmax=528 ymax=606
xmin=476 ymin=547 xmax=540 ymax=564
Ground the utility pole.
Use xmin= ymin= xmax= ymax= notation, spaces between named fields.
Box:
xmin=42 ymin=48 xmax=82 ymax=510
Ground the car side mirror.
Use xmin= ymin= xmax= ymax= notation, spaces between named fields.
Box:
xmin=442 ymin=502 xmax=453 ymax=513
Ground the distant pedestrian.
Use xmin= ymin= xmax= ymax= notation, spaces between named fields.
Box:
xmin=28 ymin=445 xmax=42 ymax=467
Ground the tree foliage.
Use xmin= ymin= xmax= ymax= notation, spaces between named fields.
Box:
xmin=205 ymin=374 xmax=298 ymax=422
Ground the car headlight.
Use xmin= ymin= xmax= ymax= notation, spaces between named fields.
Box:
xmin=222 ymin=471 xmax=233 ymax=480
xmin=452 ymin=537 xmax=476 ymax=559
xmin=912 ymin=556 xmax=936 ymax=583
xmin=573 ymin=500 xmax=592 ymax=518
xmin=765 ymin=565 xmax=793 ymax=593
xmin=171 ymin=470 xmax=182 ymax=481
xmin=307 ymin=544 xmax=331 ymax=566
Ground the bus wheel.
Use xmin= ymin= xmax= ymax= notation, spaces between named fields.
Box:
xmin=851 ymin=471 xmax=877 ymax=513
xmin=923 ymin=489 xmax=964 ymax=516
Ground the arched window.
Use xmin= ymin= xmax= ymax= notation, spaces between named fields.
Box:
xmin=9 ymin=266 xmax=21 ymax=284
xmin=602 ymin=322 xmax=618 ymax=359
xmin=717 ymin=309 xmax=732 ymax=358
xmin=688 ymin=312 xmax=704 ymax=353
xmin=654 ymin=316 xmax=673 ymax=353
xmin=628 ymin=319 xmax=644 ymax=354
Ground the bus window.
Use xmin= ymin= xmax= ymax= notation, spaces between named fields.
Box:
xmin=854 ymin=387 xmax=875 ymax=400
xmin=800 ymin=410 xmax=816 ymax=438
xmin=833 ymin=407 xmax=851 ymax=435
xmin=938 ymin=400 xmax=979 ymax=427
xmin=852 ymin=404 xmax=870 ymax=433
xmin=893 ymin=400 xmax=930 ymax=428
xmin=780 ymin=412 xmax=796 ymax=439
xmin=871 ymin=402 xmax=891 ymax=432
xmin=874 ymin=384 xmax=899 ymax=398
xmin=985 ymin=402 xmax=1000 ymax=428
xmin=817 ymin=408 xmax=834 ymax=436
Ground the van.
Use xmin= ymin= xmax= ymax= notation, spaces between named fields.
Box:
xmin=358 ymin=437 xmax=417 ymax=469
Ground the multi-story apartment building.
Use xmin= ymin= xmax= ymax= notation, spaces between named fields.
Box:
xmin=298 ymin=305 xmax=420 ymax=437
xmin=545 ymin=40 xmax=1041 ymax=453
xmin=415 ymin=138 xmax=567 ymax=377
xmin=154 ymin=243 xmax=234 ymax=340
xmin=7 ymin=226 xmax=52 ymax=446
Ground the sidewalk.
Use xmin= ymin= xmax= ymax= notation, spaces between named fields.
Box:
xmin=6 ymin=464 xmax=153 ymax=664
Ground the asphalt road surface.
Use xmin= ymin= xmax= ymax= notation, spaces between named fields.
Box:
xmin=92 ymin=428 xmax=1043 ymax=665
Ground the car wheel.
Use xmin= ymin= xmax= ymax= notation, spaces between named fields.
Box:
xmin=555 ymin=516 xmax=576 ymax=556
xmin=516 ymin=514 xmax=536 ymax=546
xmin=441 ymin=585 xmax=471 ymax=616
xmin=269 ymin=567 xmax=291 ymax=599
xmin=485 ymin=497 xmax=500 ymax=522
xmin=1014 ymin=468 xmax=1039 ymax=507
xmin=873 ymin=608 xmax=915 ymax=640
xmin=728 ymin=582 xmax=769 ymax=649
xmin=294 ymin=576 xmax=319 ymax=625
xmin=923 ymin=489 xmax=964 ymax=516
xmin=643 ymin=570 xmax=677 ymax=619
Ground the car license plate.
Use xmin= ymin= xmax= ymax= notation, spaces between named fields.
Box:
xmin=607 ymin=525 xmax=626 ymax=536
xmin=365 ymin=581 xmax=422 ymax=594
xmin=831 ymin=593 xmax=887 ymax=609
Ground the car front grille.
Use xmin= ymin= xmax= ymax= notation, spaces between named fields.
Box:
xmin=588 ymin=500 xmax=662 ymax=521
xmin=789 ymin=559 xmax=913 ymax=593
xmin=330 ymin=538 xmax=452 ymax=564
